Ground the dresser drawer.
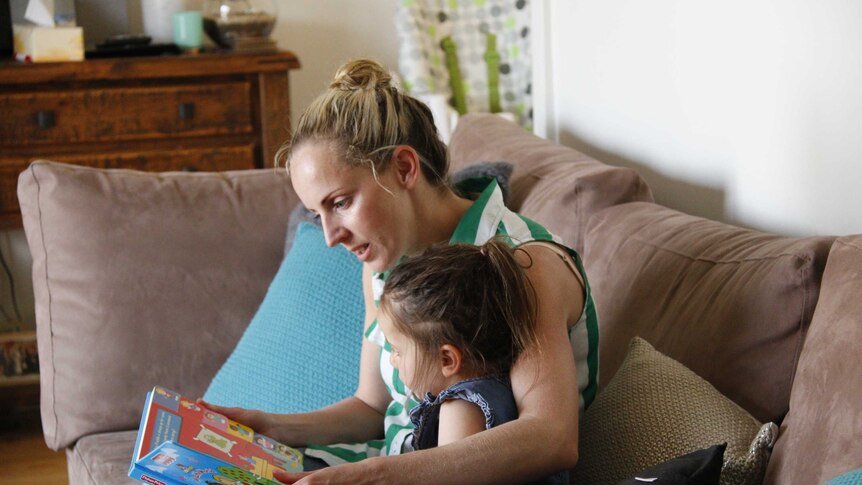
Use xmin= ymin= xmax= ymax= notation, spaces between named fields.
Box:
xmin=1 ymin=144 xmax=256 ymax=225
xmin=0 ymin=51 xmax=299 ymax=228
xmin=0 ymin=82 xmax=253 ymax=147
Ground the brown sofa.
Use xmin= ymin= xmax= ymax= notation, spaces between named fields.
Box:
xmin=17 ymin=114 xmax=861 ymax=484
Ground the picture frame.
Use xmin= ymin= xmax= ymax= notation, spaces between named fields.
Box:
xmin=0 ymin=330 xmax=39 ymax=386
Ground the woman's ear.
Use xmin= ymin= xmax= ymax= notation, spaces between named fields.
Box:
xmin=391 ymin=145 xmax=421 ymax=189
xmin=440 ymin=344 xmax=463 ymax=378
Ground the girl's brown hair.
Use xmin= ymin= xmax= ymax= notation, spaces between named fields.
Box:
xmin=379 ymin=239 xmax=539 ymax=390
xmin=275 ymin=59 xmax=449 ymax=187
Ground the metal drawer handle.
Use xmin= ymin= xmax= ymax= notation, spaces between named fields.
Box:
xmin=36 ymin=110 xmax=56 ymax=129
xmin=180 ymin=165 xmax=199 ymax=172
xmin=178 ymin=102 xmax=196 ymax=120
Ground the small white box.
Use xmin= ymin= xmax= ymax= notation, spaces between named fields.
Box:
xmin=13 ymin=24 xmax=84 ymax=63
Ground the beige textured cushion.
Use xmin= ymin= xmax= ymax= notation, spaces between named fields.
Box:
xmin=763 ymin=235 xmax=862 ymax=485
xmin=17 ymin=161 xmax=297 ymax=450
xmin=584 ymin=202 xmax=834 ymax=424
xmin=448 ymin=113 xmax=653 ymax=253
xmin=571 ymin=337 xmax=778 ymax=485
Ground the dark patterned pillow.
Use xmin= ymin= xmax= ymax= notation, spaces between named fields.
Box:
xmin=616 ymin=444 xmax=725 ymax=485
xmin=449 ymin=160 xmax=513 ymax=201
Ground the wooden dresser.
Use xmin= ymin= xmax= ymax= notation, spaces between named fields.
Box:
xmin=0 ymin=51 xmax=300 ymax=228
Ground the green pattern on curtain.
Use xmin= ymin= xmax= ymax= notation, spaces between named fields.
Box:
xmin=395 ymin=0 xmax=532 ymax=128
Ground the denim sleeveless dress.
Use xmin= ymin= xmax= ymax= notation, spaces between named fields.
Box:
xmin=408 ymin=376 xmax=569 ymax=485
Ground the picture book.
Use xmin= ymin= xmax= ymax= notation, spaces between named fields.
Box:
xmin=129 ymin=386 xmax=303 ymax=485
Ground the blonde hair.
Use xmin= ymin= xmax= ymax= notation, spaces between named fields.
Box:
xmin=379 ymin=239 xmax=539 ymax=392
xmin=275 ymin=59 xmax=449 ymax=186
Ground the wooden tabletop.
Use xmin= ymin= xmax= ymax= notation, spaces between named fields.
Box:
xmin=0 ymin=50 xmax=301 ymax=85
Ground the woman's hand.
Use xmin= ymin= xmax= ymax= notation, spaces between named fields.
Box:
xmin=196 ymin=399 xmax=286 ymax=441
xmin=273 ymin=460 xmax=387 ymax=485
xmin=273 ymin=470 xmax=314 ymax=484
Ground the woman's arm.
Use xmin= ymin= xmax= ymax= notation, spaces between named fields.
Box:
xmin=204 ymin=264 xmax=392 ymax=446
xmin=276 ymin=246 xmax=585 ymax=484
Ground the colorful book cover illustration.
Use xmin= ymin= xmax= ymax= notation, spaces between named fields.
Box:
xmin=129 ymin=386 xmax=302 ymax=485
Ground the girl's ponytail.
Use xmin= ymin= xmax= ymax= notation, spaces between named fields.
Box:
xmin=380 ymin=238 xmax=539 ymax=387
xmin=478 ymin=239 xmax=539 ymax=363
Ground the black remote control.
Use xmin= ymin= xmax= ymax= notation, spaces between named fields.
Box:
xmin=97 ymin=34 xmax=152 ymax=48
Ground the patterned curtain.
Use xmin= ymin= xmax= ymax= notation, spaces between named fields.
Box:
xmin=395 ymin=0 xmax=532 ymax=131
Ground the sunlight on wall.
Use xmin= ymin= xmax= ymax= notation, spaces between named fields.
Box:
xmin=543 ymin=0 xmax=862 ymax=236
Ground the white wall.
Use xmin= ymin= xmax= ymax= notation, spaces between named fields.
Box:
xmin=271 ymin=0 xmax=399 ymax=127
xmin=539 ymin=0 xmax=862 ymax=236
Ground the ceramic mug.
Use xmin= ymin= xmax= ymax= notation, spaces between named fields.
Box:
xmin=141 ymin=0 xmax=202 ymax=44
xmin=172 ymin=11 xmax=203 ymax=50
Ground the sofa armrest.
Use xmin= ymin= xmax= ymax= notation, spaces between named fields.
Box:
xmin=583 ymin=201 xmax=834 ymax=424
xmin=765 ymin=235 xmax=862 ymax=484
xmin=17 ymin=161 xmax=297 ymax=450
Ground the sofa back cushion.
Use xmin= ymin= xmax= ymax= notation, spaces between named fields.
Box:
xmin=17 ymin=161 xmax=297 ymax=450
xmin=583 ymin=202 xmax=834 ymax=424
xmin=763 ymin=235 xmax=862 ymax=485
xmin=448 ymin=114 xmax=653 ymax=253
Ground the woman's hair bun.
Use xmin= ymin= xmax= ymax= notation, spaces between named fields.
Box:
xmin=330 ymin=58 xmax=393 ymax=92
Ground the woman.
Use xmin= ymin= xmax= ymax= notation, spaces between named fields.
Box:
xmin=205 ymin=59 xmax=598 ymax=485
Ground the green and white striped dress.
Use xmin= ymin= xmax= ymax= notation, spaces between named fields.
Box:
xmin=305 ymin=178 xmax=599 ymax=465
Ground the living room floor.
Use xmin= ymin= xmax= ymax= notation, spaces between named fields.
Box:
xmin=0 ymin=386 xmax=68 ymax=484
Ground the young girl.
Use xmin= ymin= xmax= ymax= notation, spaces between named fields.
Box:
xmin=378 ymin=239 xmax=568 ymax=485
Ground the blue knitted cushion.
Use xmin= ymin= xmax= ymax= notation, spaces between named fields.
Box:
xmin=204 ymin=222 xmax=364 ymax=412
xmin=826 ymin=469 xmax=862 ymax=485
